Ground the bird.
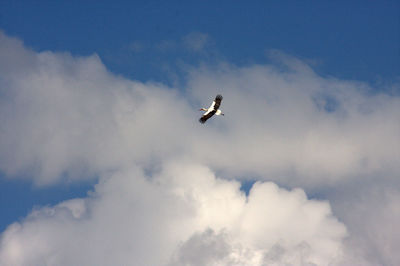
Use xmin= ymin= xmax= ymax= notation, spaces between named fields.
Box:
xmin=199 ymin=94 xmax=224 ymax=123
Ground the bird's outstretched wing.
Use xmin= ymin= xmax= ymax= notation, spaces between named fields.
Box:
xmin=213 ymin=94 xmax=223 ymax=111
xmin=199 ymin=110 xmax=217 ymax=124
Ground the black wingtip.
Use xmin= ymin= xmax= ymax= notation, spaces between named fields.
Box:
xmin=216 ymin=94 xmax=223 ymax=101
xmin=199 ymin=117 xmax=206 ymax=124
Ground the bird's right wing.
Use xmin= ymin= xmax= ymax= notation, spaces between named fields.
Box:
xmin=199 ymin=110 xmax=216 ymax=123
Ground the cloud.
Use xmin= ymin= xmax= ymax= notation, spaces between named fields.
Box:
xmin=155 ymin=39 xmax=178 ymax=52
xmin=0 ymin=32 xmax=194 ymax=184
xmin=1 ymin=31 xmax=400 ymax=264
xmin=1 ymin=31 xmax=399 ymax=187
xmin=182 ymin=32 xmax=210 ymax=52
xmin=186 ymin=60 xmax=400 ymax=188
xmin=328 ymin=182 xmax=400 ymax=265
xmin=128 ymin=41 xmax=145 ymax=53
xmin=0 ymin=162 xmax=347 ymax=266
xmin=153 ymin=32 xmax=210 ymax=54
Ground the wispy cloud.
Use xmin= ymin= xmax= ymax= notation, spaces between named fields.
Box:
xmin=182 ymin=32 xmax=210 ymax=52
xmin=142 ymin=32 xmax=211 ymax=53
xmin=155 ymin=39 xmax=178 ymax=52
xmin=128 ymin=40 xmax=145 ymax=53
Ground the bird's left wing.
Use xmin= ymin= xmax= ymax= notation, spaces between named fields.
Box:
xmin=213 ymin=94 xmax=223 ymax=110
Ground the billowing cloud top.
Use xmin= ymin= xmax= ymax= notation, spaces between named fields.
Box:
xmin=0 ymin=31 xmax=399 ymax=265
xmin=0 ymin=162 xmax=347 ymax=265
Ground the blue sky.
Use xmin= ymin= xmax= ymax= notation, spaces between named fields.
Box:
xmin=0 ymin=1 xmax=399 ymax=265
xmin=1 ymin=0 xmax=399 ymax=83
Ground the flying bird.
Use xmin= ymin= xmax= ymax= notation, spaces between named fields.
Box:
xmin=199 ymin=94 xmax=224 ymax=124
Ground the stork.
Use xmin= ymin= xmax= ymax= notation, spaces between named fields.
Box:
xmin=199 ymin=94 xmax=224 ymax=124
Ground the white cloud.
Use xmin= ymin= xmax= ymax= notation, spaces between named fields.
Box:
xmin=0 ymin=162 xmax=347 ymax=266
xmin=1 ymin=31 xmax=400 ymax=264
xmin=2 ymin=31 xmax=398 ymax=188
xmin=186 ymin=60 xmax=400 ymax=188
xmin=0 ymin=32 xmax=194 ymax=184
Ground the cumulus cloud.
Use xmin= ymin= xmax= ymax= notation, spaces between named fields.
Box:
xmin=1 ymin=31 xmax=400 ymax=264
xmin=1 ymin=31 xmax=399 ymax=187
xmin=0 ymin=162 xmax=347 ymax=266
xmin=0 ymin=32 xmax=195 ymax=184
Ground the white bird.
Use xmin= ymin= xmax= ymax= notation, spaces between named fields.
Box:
xmin=199 ymin=94 xmax=224 ymax=124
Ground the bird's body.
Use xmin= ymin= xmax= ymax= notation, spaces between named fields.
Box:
xmin=199 ymin=94 xmax=224 ymax=123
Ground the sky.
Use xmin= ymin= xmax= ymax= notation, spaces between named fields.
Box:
xmin=0 ymin=1 xmax=399 ymax=265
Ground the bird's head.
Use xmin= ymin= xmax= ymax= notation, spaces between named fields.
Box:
xmin=199 ymin=108 xmax=207 ymax=111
